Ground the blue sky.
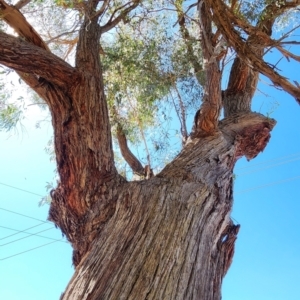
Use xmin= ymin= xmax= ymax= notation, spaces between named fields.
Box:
xmin=0 ymin=114 xmax=72 ymax=299
xmin=222 ymin=75 xmax=300 ymax=298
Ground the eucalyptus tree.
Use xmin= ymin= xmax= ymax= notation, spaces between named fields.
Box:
xmin=102 ymin=9 xmax=203 ymax=175
xmin=0 ymin=0 xmax=300 ymax=299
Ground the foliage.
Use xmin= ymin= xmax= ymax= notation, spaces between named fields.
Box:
xmin=0 ymin=102 xmax=22 ymax=131
xmin=100 ymin=2 xmax=203 ymax=173
xmin=0 ymin=68 xmax=25 ymax=131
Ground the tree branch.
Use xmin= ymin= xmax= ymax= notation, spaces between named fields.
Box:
xmin=257 ymin=0 xmax=300 ymax=34
xmin=99 ymin=1 xmax=140 ymax=34
xmin=92 ymin=0 xmax=110 ymax=20
xmin=276 ymin=46 xmax=300 ymax=63
xmin=175 ymin=0 xmax=204 ymax=85
xmin=0 ymin=32 xmax=79 ymax=88
xmin=211 ymin=0 xmax=300 ymax=43
xmin=16 ymin=71 xmax=48 ymax=99
xmin=222 ymin=0 xmax=300 ymax=116
xmin=116 ymin=124 xmax=145 ymax=176
xmin=14 ymin=0 xmax=31 ymax=10
xmin=0 ymin=0 xmax=48 ymax=50
xmin=208 ymin=0 xmax=300 ymax=103
xmin=172 ymin=85 xmax=188 ymax=145
xmin=224 ymin=0 xmax=283 ymax=89
xmin=0 ymin=0 xmax=79 ymax=91
xmin=192 ymin=0 xmax=222 ymax=137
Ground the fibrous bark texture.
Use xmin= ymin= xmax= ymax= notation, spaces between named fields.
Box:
xmin=59 ymin=113 xmax=275 ymax=300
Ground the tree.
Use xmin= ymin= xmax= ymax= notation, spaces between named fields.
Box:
xmin=0 ymin=0 xmax=299 ymax=299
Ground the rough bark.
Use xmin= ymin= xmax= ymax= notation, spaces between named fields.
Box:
xmin=0 ymin=0 xmax=118 ymax=259
xmin=223 ymin=57 xmax=258 ymax=117
xmin=0 ymin=0 xmax=48 ymax=50
xmin=60 ymin=113 xmax=275 ymax=300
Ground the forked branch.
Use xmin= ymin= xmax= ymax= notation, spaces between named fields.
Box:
xmin=207 ymin=0 xmax=300 ymax=103
xmin=99 ymin=0 xmax=141 ymax=34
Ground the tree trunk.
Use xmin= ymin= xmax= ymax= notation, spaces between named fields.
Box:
xmin=59 ymin=113 xmax=275 ymax=300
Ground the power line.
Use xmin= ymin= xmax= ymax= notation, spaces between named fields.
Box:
xmin=237 ymin=156 xmax=300 ymax=176
xmin=0 ymin=207 xmax=50 ymax=223
xmin=0 ymin=222 xmax=47 ymax=240
xmin=235 ymin=175 xmax=300 ymax=195
xmin=0 ymin=225 xmax=67 ymax=244
xmin=0 ymin=181 xmax=43 ymax=197
xmin=0 ymin=240 xmax=62 ymax=261
xmin=0 ymin=227 xmax=54 ymax=246
xmin=236 ymin=151 xmax=300 ymax=171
